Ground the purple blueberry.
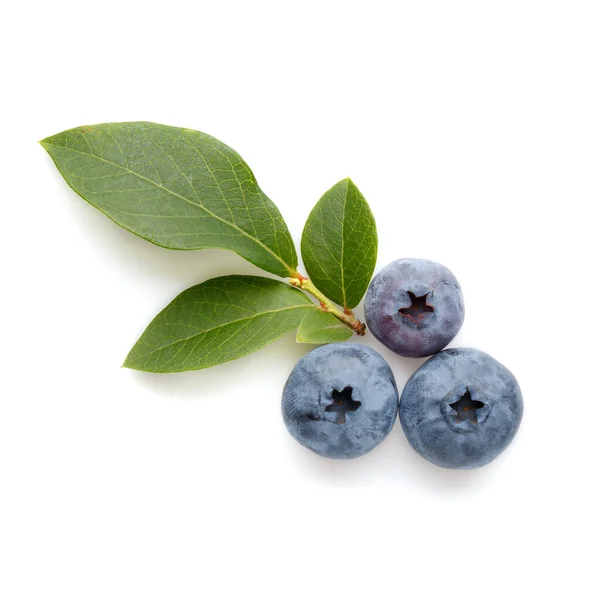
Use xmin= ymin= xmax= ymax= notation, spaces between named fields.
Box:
xmin=400 ymin=348 xmax=523 ymax=469
xmin=282 ymin=343 xmax=399 ymax=459
xmin=364 ymin=258 xmax=465 ymax=358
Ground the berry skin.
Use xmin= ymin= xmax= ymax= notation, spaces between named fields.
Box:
xmin=282 ymin=343 xmax=399 ymax=459
xmin=400 ymin=348 xmax=523 ymax=469
xmin=364 ymin=258 xmax=465 ymax=358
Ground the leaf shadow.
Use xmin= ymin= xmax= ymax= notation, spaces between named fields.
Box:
xmin=52 ymin=166 xmax=266 ymax=287
xmin=124 ymin=331 xmax=310 ymax=402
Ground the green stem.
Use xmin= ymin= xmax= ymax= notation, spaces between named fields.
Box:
xmin=289 ymin=274 xmax=366 ymax=335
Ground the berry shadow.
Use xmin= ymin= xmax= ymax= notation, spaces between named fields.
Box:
xmin=284 ymin=417 xmax=494 ymax=494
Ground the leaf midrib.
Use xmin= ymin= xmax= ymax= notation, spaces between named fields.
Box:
xmin=128 ymin=303 xmax=315 ymax=360
xmin=339 ymin=180 xmax=348 ymax=307
xmin=42 ymin=139 xmax=295 ymax=275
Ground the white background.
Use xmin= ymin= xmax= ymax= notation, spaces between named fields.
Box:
xmin=2 ymin=1 xmax=599 ymax=598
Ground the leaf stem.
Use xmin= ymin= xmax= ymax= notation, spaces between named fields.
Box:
xmin=289 ymin=275 xmax=366 ymax=335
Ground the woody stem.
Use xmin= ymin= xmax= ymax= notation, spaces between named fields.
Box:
xmin=288 ymin=275 xmax=366 ymax=335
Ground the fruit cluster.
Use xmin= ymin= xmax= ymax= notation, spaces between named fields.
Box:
xmin=282 ymin=258 xmax=523 ymax=469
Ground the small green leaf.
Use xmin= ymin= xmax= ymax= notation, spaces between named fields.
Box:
xmin=301 ymin=178 xmax=377 ymax=309
xmin=296 ymin=310 xmax=353 ymax=344
xmin=124 ymin=275 xmax=315 ymax=372
xmin=41 ymin=122 xmax=297 ymax=277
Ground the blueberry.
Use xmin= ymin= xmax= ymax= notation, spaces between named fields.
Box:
xmin=364 ymin=258 xmax=465 ymax=358
xmin=282 ymin=343 xmax=399 ymax=459
xmin=400 ymin=348 xmax=523 ymax=469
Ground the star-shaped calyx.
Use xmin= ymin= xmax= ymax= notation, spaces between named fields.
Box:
xmin=399 ymin=291 xmax=434 ymax=323
xmin=449 ymin=389 xmax=485 ymax=425
xmin=325 ymin=386 xmax=361 ymax=424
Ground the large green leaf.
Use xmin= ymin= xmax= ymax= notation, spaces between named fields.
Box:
xmin=124 ymin=275 xmax=316 ymax=372
xmin=41 ymin=122 xmax=297 ymax=277
xmin=296 ymin=310 xmax=353 ymax=344
xmin=301 ymin=178 xmax=377 ymax=309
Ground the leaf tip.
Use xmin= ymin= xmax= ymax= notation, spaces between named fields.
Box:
xmin=344 ymin=177 xmax=360 ymax=191
xmin=122 ymin=360 xmax=145 ymax=372
xmin=121 ymin=352 xmax=137 ymax=370
xmin=335 ymin=177 xmax=362 ymax=197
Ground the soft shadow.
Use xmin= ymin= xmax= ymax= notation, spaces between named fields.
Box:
xmin=124 ymin=331 xmax=309 ymax=402
xmin=390 ymin=429 xmax=496 ymax=493
xmin=283 ymin=419 xmax=491 ymax=494
xmin=52 ymin=166 xmax=263 ymax=286
xmin=282 ymin=424 xmax=401 ymax=485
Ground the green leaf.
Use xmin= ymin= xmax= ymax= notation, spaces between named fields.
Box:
xmin=301 ymin=178 xmax=377 ymax=309
xmin=124 ymin=275 xmax=315 ymax=372
xmin=41 ymin=122 xmax=297 ymax=277
xmin=296 ymin=310 xmax=353 ymax=344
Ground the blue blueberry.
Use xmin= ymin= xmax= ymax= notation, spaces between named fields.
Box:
xmin=282 ymin=343 xmax=399 ymax=459
xmin=400 ymin=348 xmax=523 ymax=469
xmin=364 ymin=258 xmax=465 ymax=358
